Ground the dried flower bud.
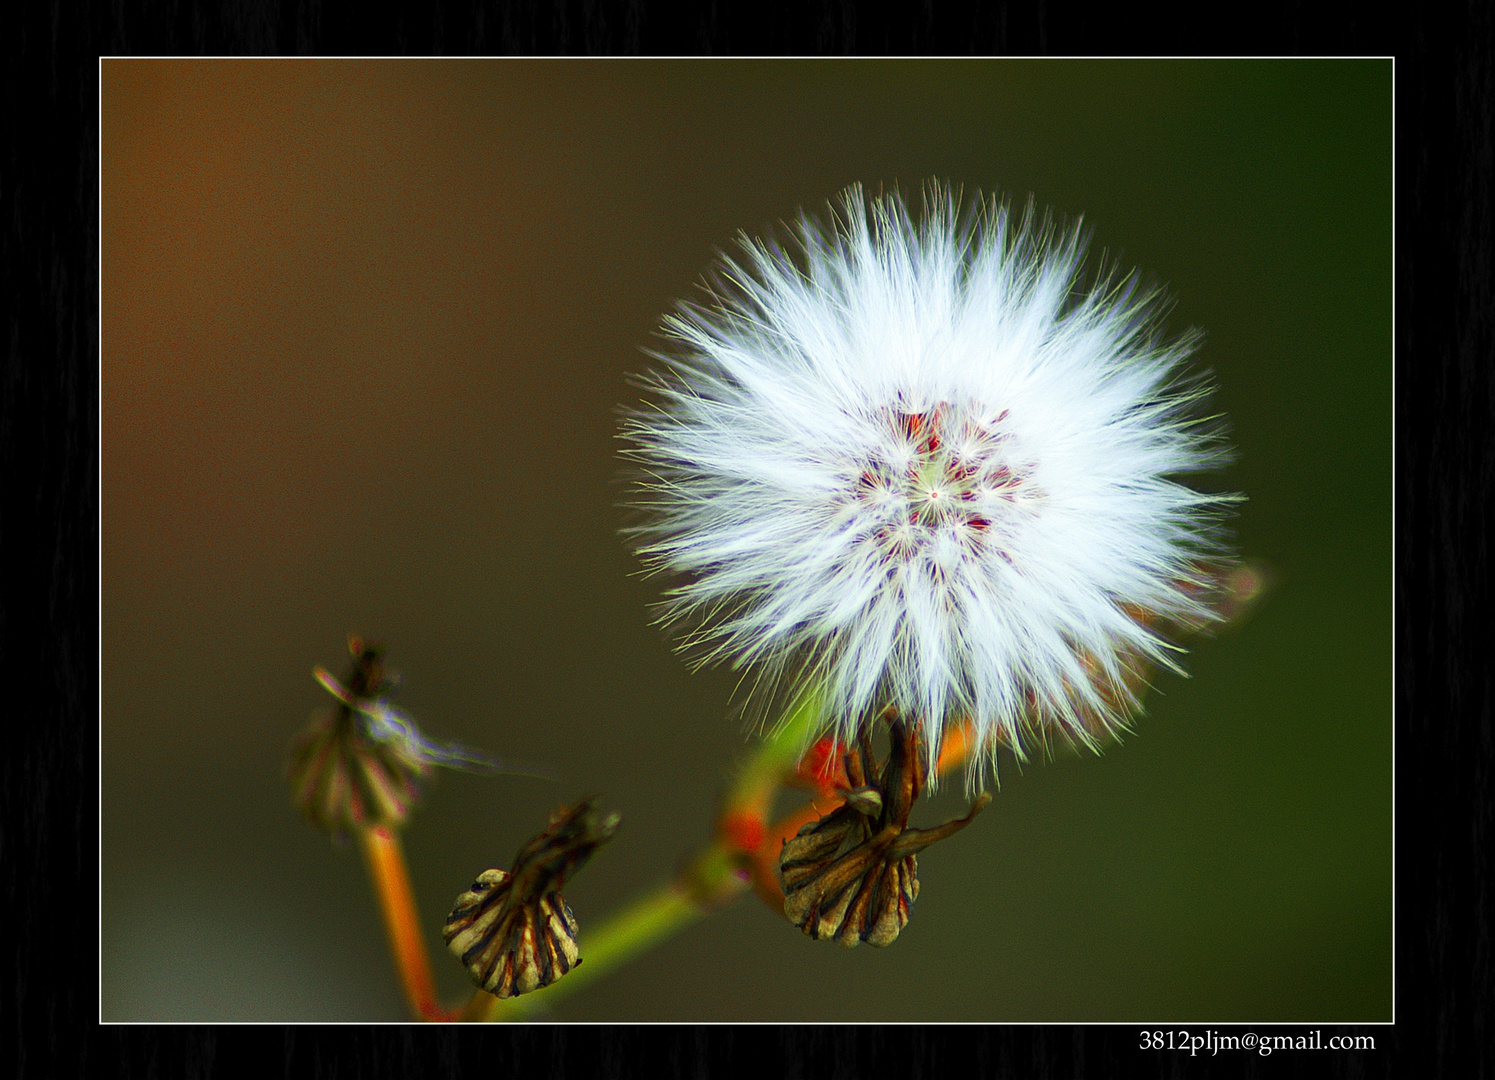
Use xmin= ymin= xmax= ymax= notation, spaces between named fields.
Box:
xmin=779 ymin=713 xmax=990 ymax=947
xmin=288 ymin=635 xmax=550 ymax=835
xmin=288 ymin=638 xmax=429 ymax=834
xmin=443 ymin=798 xmax=621 ymax=998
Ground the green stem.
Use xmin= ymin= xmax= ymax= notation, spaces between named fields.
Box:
xmin=471 ymin=688 xmax=828 ymax=1022
xmin=476 ymin=880 xmax=711 ymax=1021
xmin=724 ymin=688 xmax=826 ymax=812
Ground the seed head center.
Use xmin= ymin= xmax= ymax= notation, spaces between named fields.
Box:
xmin=853 ymin=401 xmax=1035 ymax=562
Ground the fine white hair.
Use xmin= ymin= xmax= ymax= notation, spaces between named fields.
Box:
xmin=623 ymin=182 xmax=1234 ymax=784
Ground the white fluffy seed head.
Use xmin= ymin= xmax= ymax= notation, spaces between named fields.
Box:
xmin=622 ymin=182 xmax=1236 ymax=785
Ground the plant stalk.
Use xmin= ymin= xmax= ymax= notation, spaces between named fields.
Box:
xmin=357 ymin=823 xmax=451 ymax=1021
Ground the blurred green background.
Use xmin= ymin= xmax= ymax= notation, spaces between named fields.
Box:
xmin=101 ymin=60 xmax=1390 ymax=1022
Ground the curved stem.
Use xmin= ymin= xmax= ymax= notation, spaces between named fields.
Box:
xmin=469 ymin=690 xmax=826 ymax=1022
xmin=724 ymin=689 xmax=829 ymax=817
xmin=473 ymin=879 xmax=711 ymax=1020
xmin=469 ymin=704 xmax=986 ymax=1020
xmin=469 ymin=698 xmax=984 ymax=1021
xmin=442 ymin=564 xmax=1255 ymax=1019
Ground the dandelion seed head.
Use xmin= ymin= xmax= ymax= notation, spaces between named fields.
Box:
xmin=622 ymin=182 xmax=1235 ymax=782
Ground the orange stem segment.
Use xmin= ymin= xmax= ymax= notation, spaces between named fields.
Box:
xmin=357 ymin=824 xmax=451 ymax=1021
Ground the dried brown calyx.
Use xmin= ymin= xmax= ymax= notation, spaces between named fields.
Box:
xmin=287 ymin=638 xmax=429 ymax=835
xmin=443 ymin=797 xmax=621 ymax=998
xmin=779 ymin=712 xmax=991 ymax=948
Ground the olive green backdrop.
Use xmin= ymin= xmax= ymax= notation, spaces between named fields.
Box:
xmin=101 ymin=59 xmax=1391 ymax=1021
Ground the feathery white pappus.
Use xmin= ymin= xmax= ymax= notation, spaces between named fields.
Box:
xmin=622 ymin=182 xmax=1236 ymax=783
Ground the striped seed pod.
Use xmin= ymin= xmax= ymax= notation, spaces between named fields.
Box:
xmin=779 ymin=711 xmax=991 ymax=947
xmin=444 ymin=798 xmax=621 ymax=998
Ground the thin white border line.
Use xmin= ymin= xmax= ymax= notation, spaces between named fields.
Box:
xmin=99 ymin=1020 xmax=1396 ymax=1027
xmin=98 ymin=52 xmax=106 ymax=1029
xmin=1388 ymin=52 xmax=1396 ymax=1030
xmin=96 ymin=55 xmax=1396 ymax=1027
xmin=96 ymin=55 xmax=1395 ymax=61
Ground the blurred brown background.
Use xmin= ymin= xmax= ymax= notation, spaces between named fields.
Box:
xmin=102 ymin=59 xmax=1391 ymax=1021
